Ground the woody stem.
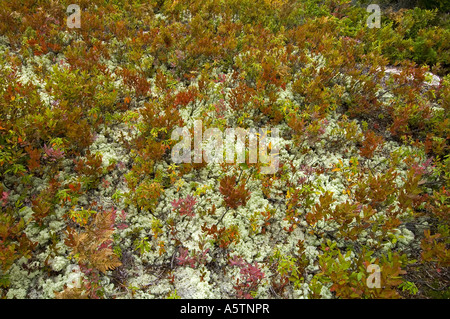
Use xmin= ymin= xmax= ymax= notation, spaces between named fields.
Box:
xmin=216 ymin=206 xmax=230 ymax=226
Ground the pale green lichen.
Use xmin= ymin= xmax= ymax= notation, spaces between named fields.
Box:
xmin=5 ymin=258 xmax=33 ymax=299
xmin=174 ymin=266 xmax=216 ymax=299
xmin=50 ymin=256 xmax=69 ymax=272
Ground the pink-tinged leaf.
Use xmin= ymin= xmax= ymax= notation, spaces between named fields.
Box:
xmin=116 ymin=223 xmax=128 ymax=229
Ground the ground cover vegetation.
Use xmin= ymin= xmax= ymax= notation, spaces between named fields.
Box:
xmin=0 ymin=0 xmax=448 ymax=299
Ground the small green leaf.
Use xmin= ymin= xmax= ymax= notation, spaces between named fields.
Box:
xmin=357 ymin=272 xmax=363 ymax=281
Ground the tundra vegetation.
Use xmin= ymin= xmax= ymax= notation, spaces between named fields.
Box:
xmin=0 ymin=0 xmax=448 ymax=299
